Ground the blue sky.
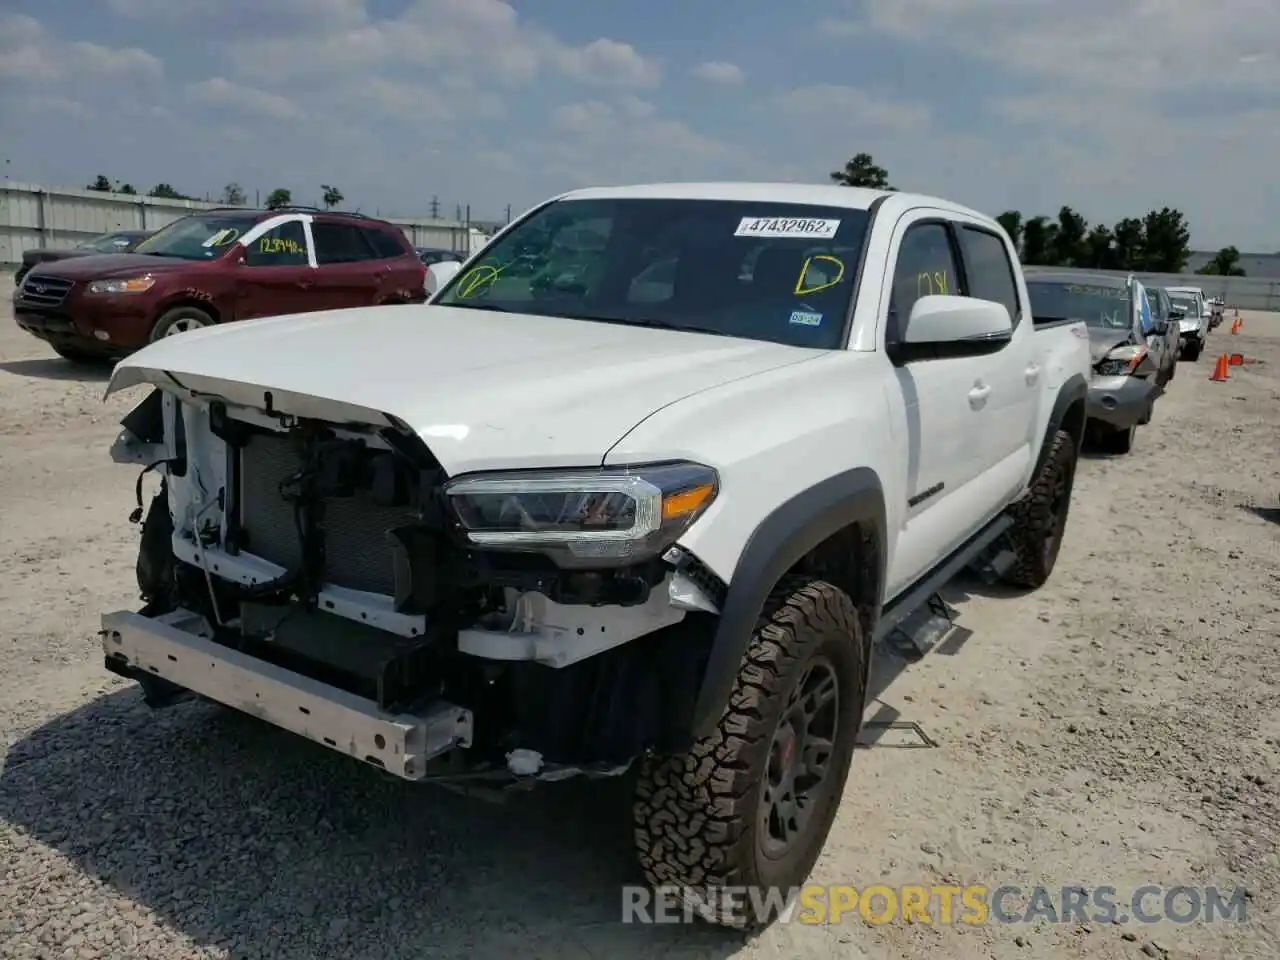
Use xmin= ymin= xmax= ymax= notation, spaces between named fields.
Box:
xmin=1 ymin=0 xmax=1277 ymax=249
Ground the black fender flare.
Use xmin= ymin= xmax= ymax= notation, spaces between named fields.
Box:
xmin=1034 ymin=374 xmax=1088 ymax=476
xmin=686 ymin=467 xmax=887 ymax=741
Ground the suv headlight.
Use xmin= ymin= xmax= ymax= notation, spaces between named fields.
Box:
xmin=87 ymin=276 xmax=155 ymax=295
xmin=442 ymin=461 xmax=718 ymax=568
xmin=1094 ymin=344 xmax=1146 ymax=378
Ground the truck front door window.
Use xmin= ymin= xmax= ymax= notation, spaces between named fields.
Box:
xmin=889 ymin=222 xmax=959 ymax=342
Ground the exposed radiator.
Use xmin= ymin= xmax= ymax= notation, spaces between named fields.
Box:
xmin=238 ymin=432 xmax=420 ymax=596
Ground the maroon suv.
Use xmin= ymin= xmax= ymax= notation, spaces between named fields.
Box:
xmin=12 ymin=207 xmax=427 ymax=361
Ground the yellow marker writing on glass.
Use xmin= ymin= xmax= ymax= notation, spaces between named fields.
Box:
xmin=917 ymin=270 xmax=949 ymax=297
xmin=794 ymin=254 xmax=845 ymax=295
xmin=457 ymin=263 xmax=505 ymax=298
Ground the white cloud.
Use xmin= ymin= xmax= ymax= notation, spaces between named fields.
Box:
xmin=186 ymin=78 xmax=301 ymax=120
xmin=0 ymin=14 xmax=162 ymax=83
xmin=219 ymin=1 xmax=659 ymax=90
xmin=765 ymin=85 xmax=931 ymax=133
xmin=859 ymin=0 xmax=1280 ymax=96
xmin=691 ymin=60 xmax=745 ymax=84
xmin=553 ymin=38 xmax=662 ymax=87
xmin=106 ymin=0 xmax=367 ymax=36
xmin=552 ymin=101 xmax=617 ymax=135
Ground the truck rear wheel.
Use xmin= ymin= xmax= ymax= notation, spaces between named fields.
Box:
xmin=1002 ymin=428 xmax=1077 ymax=589
xmin=632 ymin=576 xmax=865 ymax=928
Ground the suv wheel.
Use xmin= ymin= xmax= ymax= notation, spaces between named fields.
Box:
xmin=150 ymin=306 xmax=213 ymax=341
xmin=1181 ymin=339 xmax=1203 ymax=362
xmin=1002 ymin=429 xmax=1078 ymax=588
xmin=632 ymin=576 xmax=865 ymax=929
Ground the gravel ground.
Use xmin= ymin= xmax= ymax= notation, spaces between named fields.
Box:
xmin=1 ymin=287 xmax=1278 ymax=960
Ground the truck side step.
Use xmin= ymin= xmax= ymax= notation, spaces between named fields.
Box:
xmin=884 ymin=592 xmax=956 ymax=662
xmin=969 ymin=547 xmax=1017 ymax=584
xmin=875 ymin=513 xmax=1013 ymax=643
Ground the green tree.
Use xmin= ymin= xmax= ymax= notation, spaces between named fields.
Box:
xmin=1021 ymin=216 xmax=1058 ymax=266
xmin=148 ymin=183 xmax=187 ymax=200
xmin=1051 ymin=206 xmax=1089 ymax=267
xmin=1081 ymin=224 xmax=1116 ymax=269
xmin=321 ymin=184 xmax=344 ymax=209
xmin=829 ymin=152 xmax=893 ymax=189
xmin=1196 ymin=246 xmax=1246 ymax=276
xmin=117 ymin=183 xmax=137 ymax=195
xmin=1111 ymin=218 xmax=1145 ymax=271
xmin=1140 ymin=207 xmax=1191 ymax=272
xmin=221 ymin=182 xmax=246 ymax=205
xmin=995 ymin=211 xmax=1023 ymax=256
xmin=265 ymin=187 xmax=292 ymax=210
xmin=87 ymin=174 xmax=111 ymax=192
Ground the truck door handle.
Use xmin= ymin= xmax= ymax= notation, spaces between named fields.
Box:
xmin=296 ymin=279 xmax=313 ymax=289
xmin=968 ymin=383 xmax=991 ymax=406
xmin=1025 ymin=363 xmax=1041 ymax=384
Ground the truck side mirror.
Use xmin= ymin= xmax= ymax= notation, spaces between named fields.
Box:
xmin=425 ymin=260 xmax=462 ymax=297
xmin=893 ymin=295 xmax=1013 ymax=363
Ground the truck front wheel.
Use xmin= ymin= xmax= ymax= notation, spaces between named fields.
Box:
xmin=1003 ymin=428 xmax=1078 ymax=588
xmin=632 ymin=577 xmax=865 ymax=928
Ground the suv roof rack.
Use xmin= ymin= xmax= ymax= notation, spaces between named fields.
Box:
xmin=272 ymin=205 xmax=373 ymax=220
xmin=196 ymin=205 xmax=377 ymax=220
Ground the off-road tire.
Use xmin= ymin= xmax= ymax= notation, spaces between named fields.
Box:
xmin=52 ymin=343 xmax=104 ymax=364
xmin=1002 ymin=428 xmax=1078 ymax=589
xmin=1181 ymin=339 xmax=1203 ymax=362
xmin=150 ymin=305 xmax=213 ymax=342
xmin=632 ymin=577 xmax=865 ymax=929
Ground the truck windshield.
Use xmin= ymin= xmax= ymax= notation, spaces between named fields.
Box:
xmin=1169 ymin=296 xmax=1200 ymax=317
xmin=433 ymin=197 xmax=872 ymax=349
xmin=132 ymin=215 xmax=256 ymax=261
xmin=1026 ymin=280 xmax=1132 ymax=330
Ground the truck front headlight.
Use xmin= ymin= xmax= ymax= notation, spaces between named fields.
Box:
xmin=442 ymin=461 xmax=718 ymax=567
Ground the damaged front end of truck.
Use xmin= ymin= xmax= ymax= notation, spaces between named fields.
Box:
xmin=101 ymin=367 xmax=726 ymax=793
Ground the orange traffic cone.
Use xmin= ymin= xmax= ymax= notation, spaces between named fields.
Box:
xmin=1210 ymin=353 xmax=1230 ymax=381
xmin=1231 ymin=318 xmax=1240 ymax=334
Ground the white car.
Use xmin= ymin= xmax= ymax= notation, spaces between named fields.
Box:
xmin=1165 ymin=285 xmax=1211 ymax=360
xmin=101 ymin=182 xmax=1093 ymax=929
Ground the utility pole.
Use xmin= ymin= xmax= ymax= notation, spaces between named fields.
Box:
xmin=505 ymin=204 xmax=512 ymax=223
xmin=429 ymin=195 xmax=439 ymax=218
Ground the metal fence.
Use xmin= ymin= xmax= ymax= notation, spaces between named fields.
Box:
xmin=1039 ymin=267 xmax=1280 ymax=311
xmin=0 ymin=180 xmax=489 ymax=265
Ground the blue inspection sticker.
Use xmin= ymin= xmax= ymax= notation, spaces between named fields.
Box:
xmin=789 ymin=310 xmax=823 ymax=327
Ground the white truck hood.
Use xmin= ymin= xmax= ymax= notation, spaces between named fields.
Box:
xmin=107 ymin=304 xmax=822 ymax=475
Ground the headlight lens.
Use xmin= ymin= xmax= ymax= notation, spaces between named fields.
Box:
xmin=442 ymin=461 xmax=718 ymax=567
xmin=1094 ymin=359 xmax=1129 ymax=377
xmin=87 ymin=276 xmax=155 ymax=295
xmin=1095 ymin=345 xmax=1145 ymax=378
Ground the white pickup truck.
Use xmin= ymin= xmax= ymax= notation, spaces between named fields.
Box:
xmin=102 ymin=182 xmax=1092 ymax=928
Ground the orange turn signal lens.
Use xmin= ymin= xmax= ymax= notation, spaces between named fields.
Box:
xmin=662 ymin=483 xmax=715 ymax=521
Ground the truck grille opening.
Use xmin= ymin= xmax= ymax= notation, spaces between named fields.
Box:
xmin=238 ymin=432 xmax=421 ymax=596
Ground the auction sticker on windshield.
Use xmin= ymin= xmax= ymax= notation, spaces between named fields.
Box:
xmin=735 ymin=217 xmax=840 ymax=239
